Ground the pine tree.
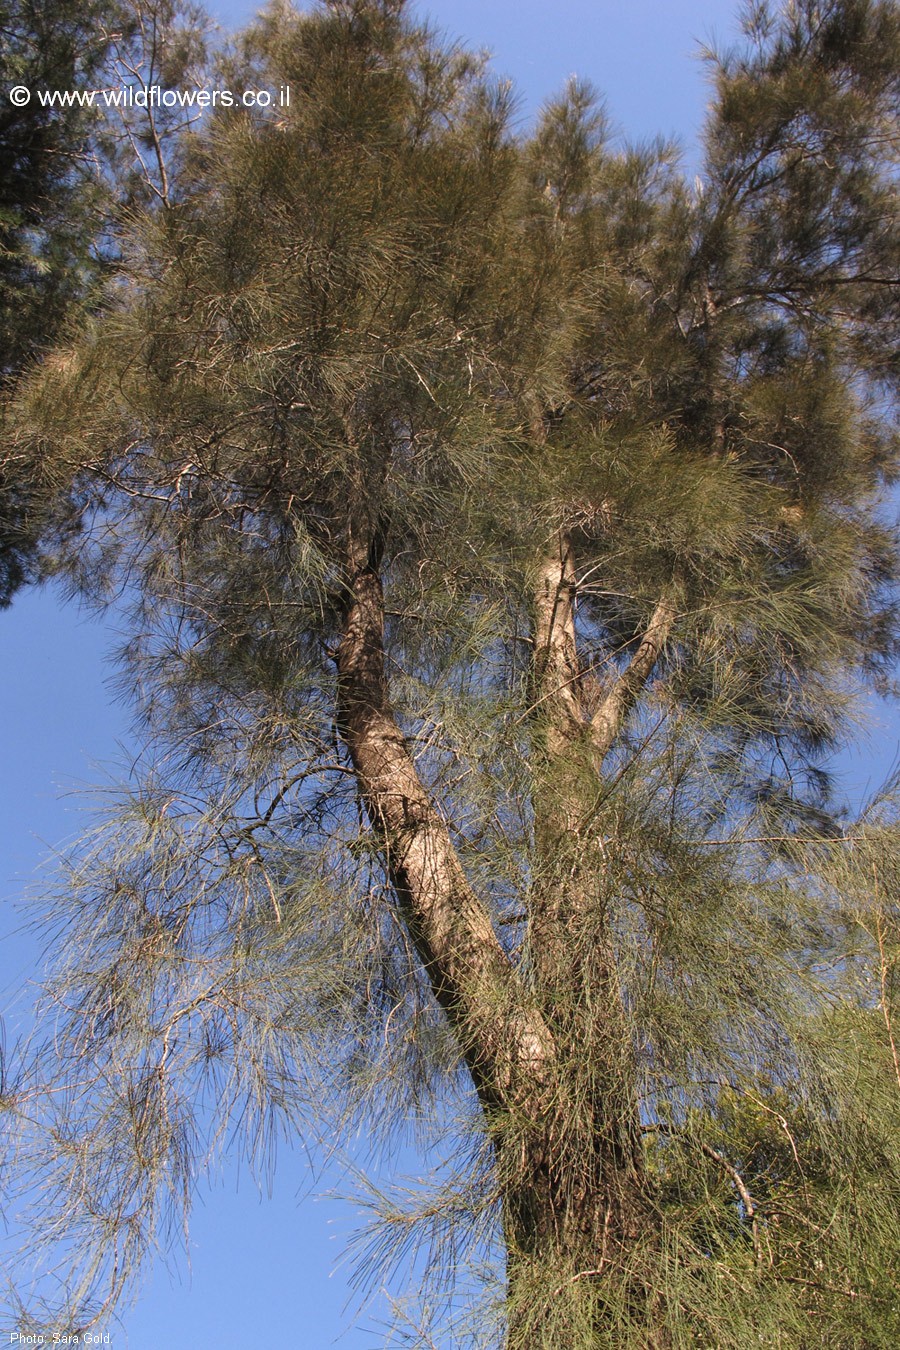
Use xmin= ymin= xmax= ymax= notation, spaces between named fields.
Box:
xmin=4 ymin=1 xmax=900 ymax=1343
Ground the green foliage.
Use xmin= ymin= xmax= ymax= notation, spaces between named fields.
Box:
xmin=0 ymin=0 xmax=106 ymax=378
xmin=0 ymin=0 xmax=211 ymax=606
xmin=0 ymin=0 xmax=110 ymax=603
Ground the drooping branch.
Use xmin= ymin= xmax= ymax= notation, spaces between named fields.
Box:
xmin=590 ymin=594 xmax=677 ymax=766
xmin=872 ymin=864 xmax=900 ymax=1095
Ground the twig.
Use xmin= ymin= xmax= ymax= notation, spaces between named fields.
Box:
xmin=642 ymin=1124 xmax=761 ymax=1263
xmin=873 ymin=864 xmax=900 ymax=1092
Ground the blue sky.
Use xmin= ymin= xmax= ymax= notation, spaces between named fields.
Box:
xmin=3 ymin=1 xmax=898 ymax=1345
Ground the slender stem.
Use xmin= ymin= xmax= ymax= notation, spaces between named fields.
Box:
xmin=873 ymin=864 xmax=900 ymax=1093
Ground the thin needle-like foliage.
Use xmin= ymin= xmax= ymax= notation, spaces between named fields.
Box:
xmin=2 ymin=0 xmax=900 ymax=1344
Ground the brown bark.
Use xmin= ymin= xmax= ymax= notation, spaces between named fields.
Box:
xmin=521 ymin=530 xmax=656 ymax=1330
xmin=336 ymin=553 xmax=554 ymax=1108
xmin=529 ymin=530 xmax=596 ymax=980
xmin=533 ymin=532 xmax=583 ymax=765
xmin=335 ymin=505 xmax=670 ymax=1337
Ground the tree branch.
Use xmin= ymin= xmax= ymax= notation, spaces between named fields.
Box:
xmin=643 ymin=1125 xmax=761 ymax=1263
xmin=590 ymin=594 xmax=677 ymax=765
xmin=532 ymin=531 xmax=583 ymax=753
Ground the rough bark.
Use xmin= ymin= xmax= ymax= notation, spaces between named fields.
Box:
xmin=533 ymin=532 xmax=583 ymax=766
xmin=517 ymin=530 xmax=658 ymax=1336
xmin=335 ymin=502 xmax=674 ymax=1338
xmin=529 ymin=532 xmax=677 ymax=976
xmin=529 ymin=530 xmax=596 ymax=976
xmin=336 ymin=550 xmax=554 ymax=1108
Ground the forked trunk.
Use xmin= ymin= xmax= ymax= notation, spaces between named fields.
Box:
xmin=506 ymin=532 xmax=669 ymax=1340
xmin=335 ymin=520 xmax=661 ymax=1342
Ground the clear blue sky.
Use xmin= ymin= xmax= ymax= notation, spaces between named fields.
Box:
xmin=2 ymin=1 xmax=896 ymax=1345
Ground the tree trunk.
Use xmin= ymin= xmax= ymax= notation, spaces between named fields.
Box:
xmin=335 ymin=544 xmax=554 ymax=1107
xmin=507 ymin=531 xmax=665 ymax=1340
xmin=335 ymin=515 xmax=665 ymax=1341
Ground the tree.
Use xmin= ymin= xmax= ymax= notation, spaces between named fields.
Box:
xmin=3 ymin=0 xmax=900 ymax=1343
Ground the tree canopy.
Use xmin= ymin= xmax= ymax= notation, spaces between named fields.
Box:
xmin=0 ymin=0 xmax=111 ymax=603
xmin=0 ymin=0 xmax=208 ymax=605
xmin=3 ymin=0 xmax=900 ymax=1344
